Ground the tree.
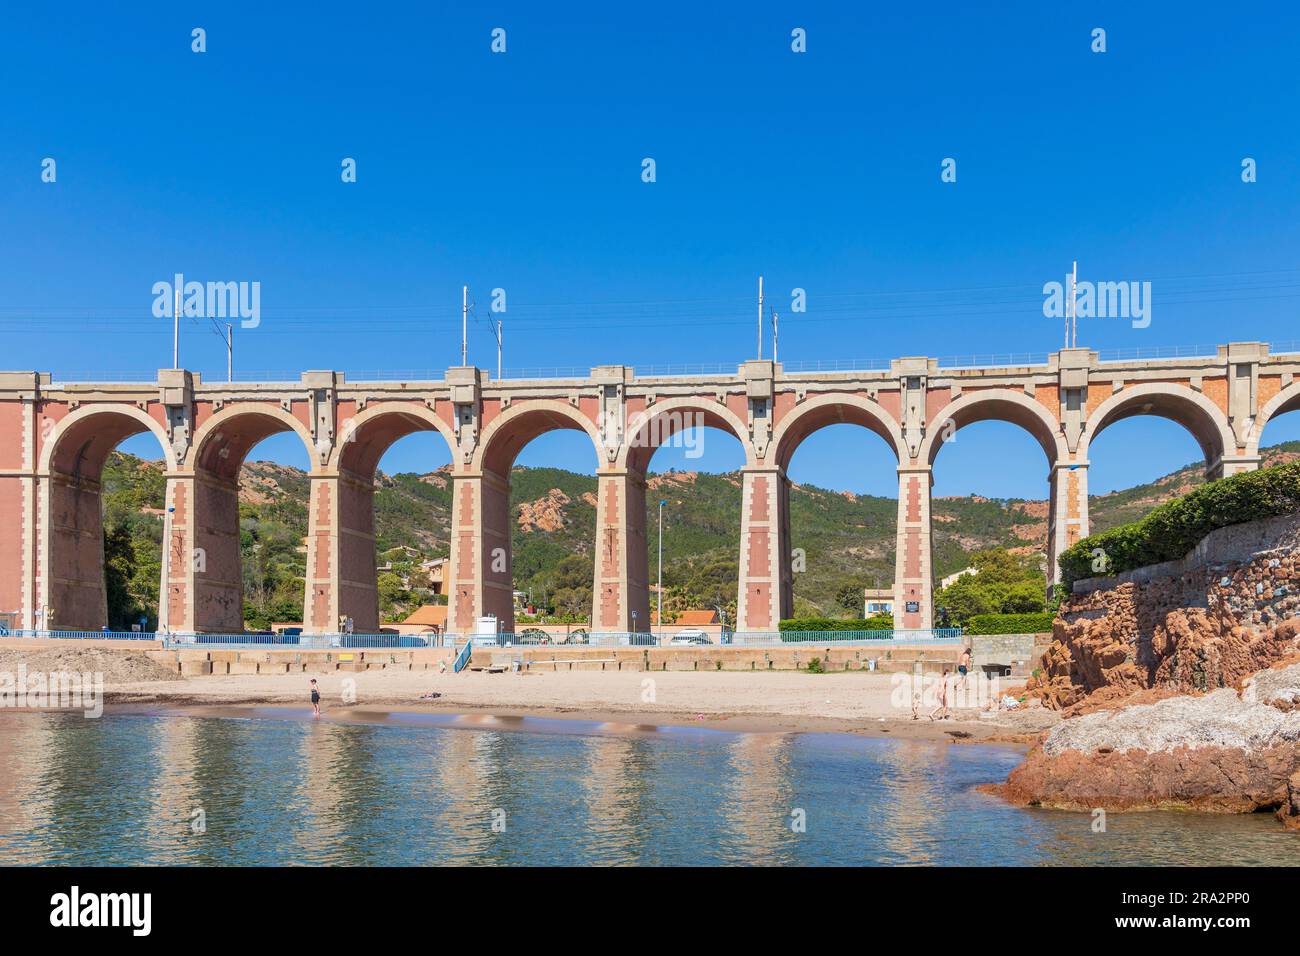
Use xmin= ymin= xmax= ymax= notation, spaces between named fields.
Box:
xmin=552 ymin=554 xmax=593 ymax=591
xmin=835 ymin=583 xmax=863 ymax=615
xmin=934 ymin=547 xmax=1047 ymax=624
xmin=377 ymin=572 xmax=408 ymax=610
xmin=936 ymin=574 xmax=999 ymax=621
xmin=551 ymin=586 xmax=591 ymax=621
xmin=1000 ymin=579 xmax=1046 ymax=614
xmin=103 ymin=525 xmax=138 ymax=630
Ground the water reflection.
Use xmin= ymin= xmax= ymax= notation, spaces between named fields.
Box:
xmin=0 ymin=713 xmax=1293 ymax=866
xmin=0 ymin=714 xmax=55 ymax=859
xmin=723 ymin=733 xmax=796 ymax=865
xmin=870 ymin=738 xmax=949 ymax=866
xmin=581 ymin=735 xmax=641 ymax=864
xmin=147 ymin=715 xmax=200 ymax=863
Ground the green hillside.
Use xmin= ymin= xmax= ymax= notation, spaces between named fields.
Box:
xmin=97 ymin=441 xmax=1300 ymax=628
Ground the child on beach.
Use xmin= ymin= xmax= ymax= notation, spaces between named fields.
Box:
xmin=310 ymin=679 xmax=321 ymax=717
xmin=929 ymin=669 xmax=950 ymax=721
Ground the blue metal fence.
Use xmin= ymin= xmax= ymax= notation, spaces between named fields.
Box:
xmin=1 ymin=628 xmax=961 ymax=649
xmin=455 ymin=629 xmax=962 ymax=648
xmin=466 ymin=631 xmax=659 ymax=648
xmin=1 ymin=628 xmax=158 ymax=641
xmin=165 ymin=633 xmax=438 ymax=650
xmin=0 ymin=629 xmax=440 ymax=649
xmin=738 ymin=628 xmax=964 ymax=645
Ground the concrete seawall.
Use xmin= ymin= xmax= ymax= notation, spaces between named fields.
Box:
xmin=468 ymin=644 xmax=965 ymax=673
xmin=968 ymin=633 xmax=1052 ymax=677
xmin=0 ymin=638 xmax=969 ymax=676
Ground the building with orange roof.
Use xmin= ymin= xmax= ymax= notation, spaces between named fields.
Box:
xmin=391 ymin=603 xmax=448 ymax=635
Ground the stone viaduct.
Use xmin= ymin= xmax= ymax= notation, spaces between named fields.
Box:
xmin=1 ymin=341 xmax=1296 ymax=635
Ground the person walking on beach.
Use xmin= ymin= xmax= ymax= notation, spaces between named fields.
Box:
xmin=929 ymin=669 xmax=950 ymax=721
xmin=310 ymin=678 xmax=321 ymax=718
xmin=957 ymin=647 xmax=972 ymax=691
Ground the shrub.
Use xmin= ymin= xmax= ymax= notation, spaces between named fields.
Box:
xmin=806 ymin=657 xmax=825 ymax=674
xmin=964 ymin=612 xmax=1055 ymax=635
xmin=779 ymin=614 xmax=893 ymax=632
xmin=1059 ymin=460 xmax=1300 ymax=587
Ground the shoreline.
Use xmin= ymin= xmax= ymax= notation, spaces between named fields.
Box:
xmin=1 ymin=641 xmax=1054 ymax=748
xmin=97 ymin=692 xmax=1040 ymax=745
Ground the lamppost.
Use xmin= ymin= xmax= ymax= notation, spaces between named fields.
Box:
xmin=657 ymin=499 xmax=667 ymax=640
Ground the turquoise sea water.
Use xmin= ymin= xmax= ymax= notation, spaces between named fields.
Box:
xmin=0 ymin=710 xmax=1292 ymax=866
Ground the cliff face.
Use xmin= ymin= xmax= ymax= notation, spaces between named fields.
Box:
xmin=994 ymin=512 xmax=1300 ymax=827
xmin=1029 ymin=513 xmax=1300 ymax=711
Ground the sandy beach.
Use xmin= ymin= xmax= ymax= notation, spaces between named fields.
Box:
xmin=99 ymin=667 xmax=1059 ymax=742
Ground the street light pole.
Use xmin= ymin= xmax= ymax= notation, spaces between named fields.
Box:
xmin=657 ymin=499 xmax=667 ymax=639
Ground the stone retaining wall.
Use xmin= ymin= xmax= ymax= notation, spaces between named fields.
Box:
xmin=145 ymin=646 xmax=457 ymax=675
xmin=0 ymin=637 xmax=966 ymax=676
xmin=471 ymin=644 xmax=964 ymax=673
xmin=969 ymin=633 xmax=1052 ymax=676
xmin=1032 ymin=512 xmax=1300 ymax=709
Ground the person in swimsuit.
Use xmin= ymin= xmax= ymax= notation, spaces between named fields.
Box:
xmin=929 ymin=669 xmax=950 ymax=721
xmin=957 ymin=647 xmax=972 ymax=691
xmin=310 ymin=678 xmax=321 ymax=717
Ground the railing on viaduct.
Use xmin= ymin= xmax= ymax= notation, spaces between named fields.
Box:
xmin=1 ymin=341 xmax=1296 ymax=638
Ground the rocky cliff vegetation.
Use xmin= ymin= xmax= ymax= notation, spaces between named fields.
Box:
xmin=1029 ymin=512 xmax=1300 ymax=711
xmin=995 ymin=506 xmax=1300 ymax=828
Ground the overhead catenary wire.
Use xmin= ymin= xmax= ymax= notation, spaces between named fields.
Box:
xmin=7 ymin=266 xmax=1299 ymax=320
xmin=4 ymin=269 xmax=1297 ymax=364
xmin=10 ymin=286 xmax=1299 ymax=336
xmin=6 ymin=279 xmax=1300 ymax=328
xmin=465 ymin=288 xmax=505 ymax=378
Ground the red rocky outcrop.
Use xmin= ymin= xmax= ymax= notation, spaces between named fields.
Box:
xmin=996 ymin=742 xmax=1298 ymax=814
xmin=995 ymin=514 xmax=1300 ymax=825
xmin=990 ymin=662 xmax=1300 ymax=827
xmin=1028 ymin=515 xmax=1300 ymax=709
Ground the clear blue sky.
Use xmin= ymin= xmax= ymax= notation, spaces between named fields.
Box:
xmin=4 ymin=2 xmax=1298 ymax=498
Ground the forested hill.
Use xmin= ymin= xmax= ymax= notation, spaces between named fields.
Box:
xmin=98 ymin=442 xmax=1300 ymax=627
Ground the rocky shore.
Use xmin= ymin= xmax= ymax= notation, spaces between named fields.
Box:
xmin=992 ymin=661 xmax=1300 ymax=828
xmin=990 ymin=512 xmax=1300 ymax=829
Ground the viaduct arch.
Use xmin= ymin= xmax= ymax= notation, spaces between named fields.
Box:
xmin=453 ymin=399 xmax=604 ymax=634
xmin=315 ymin=404 xmax=458 ymax=634
xmin=1243 ymin=379 xmax=1300 ymax=459
xmin=180 ymin=403 xmax=318 ymax=633
xmin=768 ymin=394 xmax=905 ymax=628
xmin=1083 ymin=382 xmax=1235 ymax=477
xmin=609 ymin=396 xmax=753 ymax=634
xmin=0 ymin=342 xmax=1291 ymax=635
xmin=37 ymin=404 xmax=175 ymax=631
